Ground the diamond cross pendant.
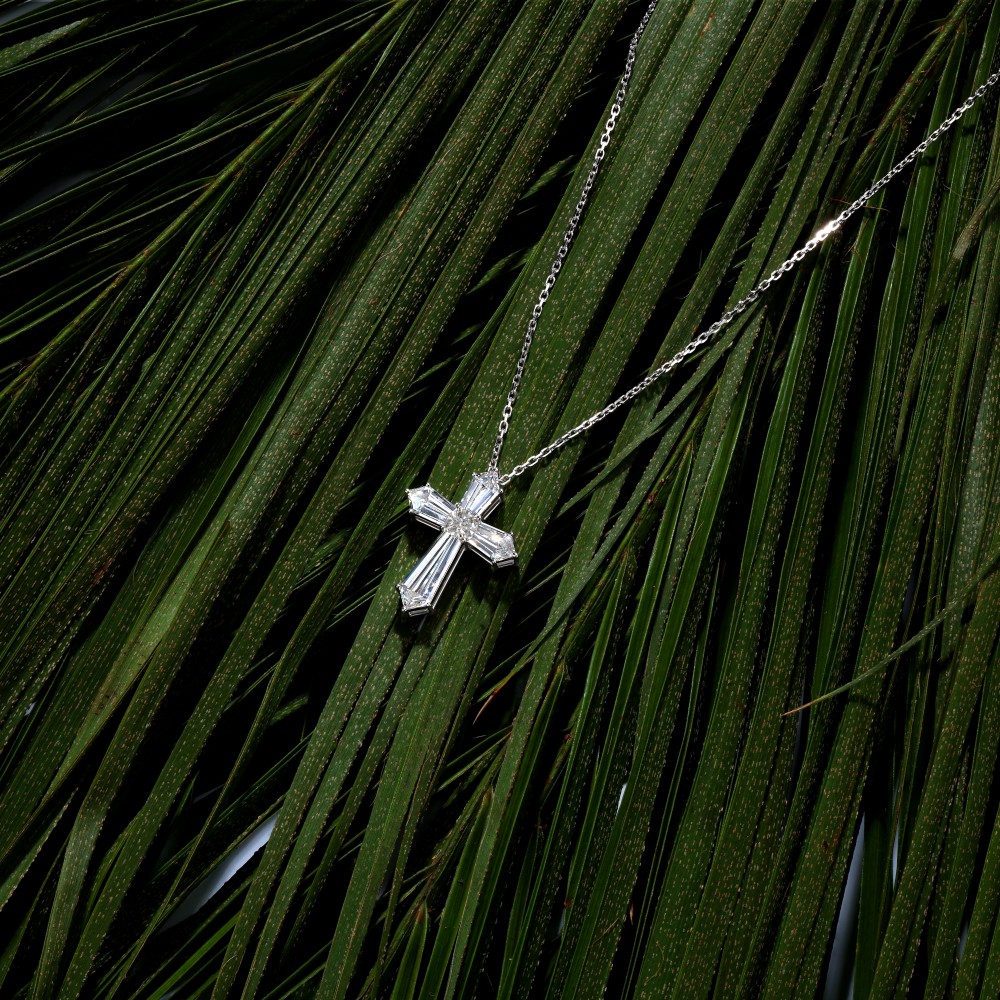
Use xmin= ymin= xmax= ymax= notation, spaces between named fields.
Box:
xmin=398 ymin=470 xmax=518 ymax=616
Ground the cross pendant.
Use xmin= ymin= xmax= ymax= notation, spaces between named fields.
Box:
xmin=398 ymin=470 xmax=518 ymax=616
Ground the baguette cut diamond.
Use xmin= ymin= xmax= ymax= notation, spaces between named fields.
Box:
xmin=398 ymin=471 xmax=518 ymax=616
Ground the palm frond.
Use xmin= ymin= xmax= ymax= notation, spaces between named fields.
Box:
xmin=1 ymin=1 xmax=998 ymax=998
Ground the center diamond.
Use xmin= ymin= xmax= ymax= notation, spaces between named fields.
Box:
xmin=442 ymin=505 xmax=480 ymax=542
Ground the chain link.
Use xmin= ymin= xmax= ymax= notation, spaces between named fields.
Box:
xmin=488 ymin=0 xmax=659 ymax=473
xmin=493 ymin=12 xmax=999 ymax=486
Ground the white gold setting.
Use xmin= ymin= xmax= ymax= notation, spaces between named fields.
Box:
xmin=398 ymin=471 xmax=518 ymax=616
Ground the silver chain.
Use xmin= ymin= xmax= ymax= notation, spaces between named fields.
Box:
xmin=490 ymin=0 xmax=999 ymax=487
xmin=488 ymin=0 xmax=658 ymax=477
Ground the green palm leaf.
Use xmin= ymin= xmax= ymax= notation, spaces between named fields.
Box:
xmin=1 ymin=1 xmax=998 ymax=997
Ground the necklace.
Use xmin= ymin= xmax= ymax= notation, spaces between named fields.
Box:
xmin=397 ymin=1 xmax=999 ymax=617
